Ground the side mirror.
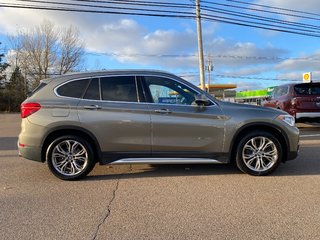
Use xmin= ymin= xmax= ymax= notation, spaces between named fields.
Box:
xmin=194 ymin=94 xmax=211 ymax=106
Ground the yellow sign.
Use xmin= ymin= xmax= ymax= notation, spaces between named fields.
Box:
xmin=303 ymin=72 xmax=312 ymax=83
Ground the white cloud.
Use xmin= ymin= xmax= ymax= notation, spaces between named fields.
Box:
xmin=274 ymin=51 xmax=320 ymax=72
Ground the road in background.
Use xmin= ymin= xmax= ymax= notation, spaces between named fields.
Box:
xmin=1 ymin=114 xmax=320 ymax=240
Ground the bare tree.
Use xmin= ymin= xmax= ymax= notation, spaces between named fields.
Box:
xmin=8 ymin=20 xmax=85 ymax=86
xmin=58 ymin=26 xmax=84 ymax=75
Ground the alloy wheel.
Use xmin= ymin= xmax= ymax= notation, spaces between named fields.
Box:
xmin=242 ymin=137 xmax=278 ymax=172
xmin=51 ymin=140 xmax=88 ymax=176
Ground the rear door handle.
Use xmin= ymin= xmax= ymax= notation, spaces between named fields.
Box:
xmin=83 ymin=105 xmax=101 ymax=110
xmin=155 ymin=109 xmax=172 ymax=114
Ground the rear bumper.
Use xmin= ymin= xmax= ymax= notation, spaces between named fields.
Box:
xmin=18 ymin=141 xmax=43 ymax=162
xmin=296 ymin=112 xmax=320 ymax=119
xmin=287 ymin=150 xmax=299 ymax=161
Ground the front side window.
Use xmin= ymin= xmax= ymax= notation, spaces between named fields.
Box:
xmin=144 ymin=76 xmax=198 ymax=105
xmin=273 ymin=86 xmax=288 ymax=98
xmin=56 ymin=79 xmax=90 ymax=98
xmin=100 ymin=76 xmax=138 ymax=102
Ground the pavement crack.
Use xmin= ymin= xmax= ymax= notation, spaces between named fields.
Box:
xmin=92 ymin=177 xmax=120 ymax=240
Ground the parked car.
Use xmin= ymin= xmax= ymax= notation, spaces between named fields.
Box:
xmin=18 ymin=70 xmax=299 ymax=180
xmin=263 ymin=82 xmax=320 ymax=122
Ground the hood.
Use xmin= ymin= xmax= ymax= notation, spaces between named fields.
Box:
xmin=217 ymin=100 xmax=288 ymax=117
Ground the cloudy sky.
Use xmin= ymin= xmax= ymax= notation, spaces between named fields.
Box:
xmin=0 ymin=0 xmax=319 ymax=90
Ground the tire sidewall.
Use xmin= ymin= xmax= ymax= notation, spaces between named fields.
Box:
xmin=236 ymin=131 xmax=283 ymax=176
xmin=46 ymin=135 xmax=95 ymax=180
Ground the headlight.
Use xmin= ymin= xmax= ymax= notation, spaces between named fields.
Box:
xmin=276 ymin=115 xmax=295 ymax=127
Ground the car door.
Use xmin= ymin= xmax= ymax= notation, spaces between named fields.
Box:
xmin=77 ymin=75 xmax=151 ymax=160
xmin=140 ymin=75 xmax=226 ymax=157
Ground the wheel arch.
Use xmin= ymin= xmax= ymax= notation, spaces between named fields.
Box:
xmin=229 ymin=123 xmax=289 ymax=164
xmin=41 ymin=126 xmax=102 ymax=163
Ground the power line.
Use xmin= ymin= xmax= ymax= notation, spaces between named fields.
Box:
xmin=68 ymin=0 xmax=194 ymax=8
xmin=17 ymin=0 xmax=320 ymax=34
xmin=227 ymin=0 xmax=320 ymax=17
xmin=202 ymin=12 xmax=320 ymax=35
xmin=215 ymin=74 xmax=299 ymax=82
xmin=86 ymin=52 xmax=320 ymax=61
xmin=179 ymin=73 xmax=299 ymax=82
xmin=202 ymin=5 xmax=320 ymax=31
xmin=202 ymin=15 xmax=320 ymax=38
xmin=1 ymin=1 xmax=320 ymax=38
xmin=13 ymin=0 xmax=194 ymax=15
xmin=0 ymin=3 xmax=193 ymax=18
xmin=15 ymin=0 xmax=320 ymax=34
xmin=201 ymin=1 xmax=320 ymax=21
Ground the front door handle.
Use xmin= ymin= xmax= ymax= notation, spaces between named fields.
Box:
xmin=155 ymin=109 xmax=172 ymax=114
xmin=83 ymin=105 xmax=101 ymax=110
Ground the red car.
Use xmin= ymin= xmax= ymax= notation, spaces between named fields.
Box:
xmin=263 ymin=82 xmax=320 ymax=122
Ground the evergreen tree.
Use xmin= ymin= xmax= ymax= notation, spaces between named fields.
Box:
xmin=7 ymin=66 xmax=27 ymax=112
xmin=0 ymin=42 xmax=9 ymax=111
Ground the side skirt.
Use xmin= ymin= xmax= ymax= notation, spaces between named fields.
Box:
xmin=100 ymin=152 xmax=229 ymax=165
xmin=110 ymin=158 xmax=225 ymax=165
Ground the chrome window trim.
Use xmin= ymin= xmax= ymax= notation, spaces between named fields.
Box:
xmin=53 ymin=73 xmax=217 ymax=106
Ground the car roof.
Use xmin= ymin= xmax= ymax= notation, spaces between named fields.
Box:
xmin=42 ymin=69 xmax=178 ymax=83
xmin=275 ymin=82 xmax=320 ymax=88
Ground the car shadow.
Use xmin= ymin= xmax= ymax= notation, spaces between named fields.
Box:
xmin=0 ymin=137 xmax=18 ymax=151
xmin=85 ymin=164 xmax=241 ymax=181
xmin=84 ymin=144 xmax=320 ymax=181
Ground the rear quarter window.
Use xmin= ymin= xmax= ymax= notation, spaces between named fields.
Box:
xmin=56 ymin=79 xmax=90 ymax=98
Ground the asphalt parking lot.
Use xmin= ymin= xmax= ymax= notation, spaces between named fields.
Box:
xmin=1 ymin=114 xmax=320 ymax=240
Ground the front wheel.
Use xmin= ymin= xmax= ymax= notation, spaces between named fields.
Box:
xmin=46 ymin=136 xmax=95 ymax=180
xmin=236 ymin=131 xmax=283 ymax=176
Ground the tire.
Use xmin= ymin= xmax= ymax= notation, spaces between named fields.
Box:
xmin=46 ymin=135 xmax=95 ymax=180
xmin=235 ymin=131 xmax=283 ymax=176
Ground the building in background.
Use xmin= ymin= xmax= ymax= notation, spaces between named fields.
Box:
xmin=235 ymin=87 xmax=275 ymax=105
xmin=201 ymin=84 xmax=237 ymax=102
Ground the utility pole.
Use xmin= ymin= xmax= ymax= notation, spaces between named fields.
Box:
xmin=196 ymin=0 xmax=206 ymax=91
xmin=206 ymin=53 xmax=213 ymax=93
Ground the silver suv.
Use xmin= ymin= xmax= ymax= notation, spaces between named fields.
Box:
xmin=18 ymin=70 xmax=299 ymax=180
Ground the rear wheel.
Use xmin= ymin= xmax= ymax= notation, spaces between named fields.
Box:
xmin=236 ymin=131 xmax=282 ymax=176
xmin=46 ymin=135 xmax=95 ymax=180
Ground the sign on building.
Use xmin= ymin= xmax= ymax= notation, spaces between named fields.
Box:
xmin=303 ymin=72 xmax=312 ymax=83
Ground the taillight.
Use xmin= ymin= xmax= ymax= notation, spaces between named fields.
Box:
xmin=21 ymin=102 xmax=41 ymax=118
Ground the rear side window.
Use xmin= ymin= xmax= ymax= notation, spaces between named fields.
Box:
xmin=83 ymin=78 xmax=100 ymax=100
xmin=100 ymin=76 xmax=138 ymax=102
xmin=56 ymin=79 xmax=90 ymax=98
xmin=294 ymin=84 xmax=320 ymax=95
